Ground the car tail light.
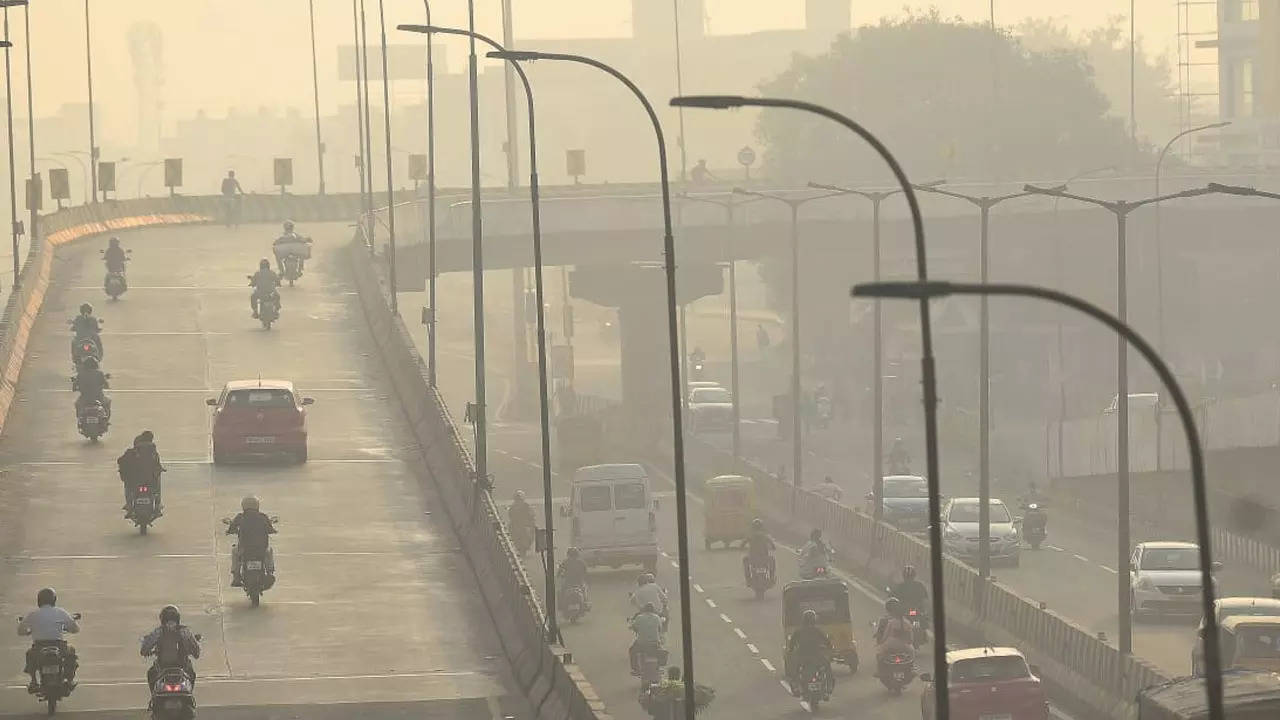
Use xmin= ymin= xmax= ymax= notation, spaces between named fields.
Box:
xmin=649 ymin=511 xmax=656 ymax=532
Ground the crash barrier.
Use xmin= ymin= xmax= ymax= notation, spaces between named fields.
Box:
xmin=0 ymin=204 xmax=212 ymax=436
xmin=346 ymin=239 xmax=609 ymax=720
xmin=671 ymin=436 xmax=1169 ymax=720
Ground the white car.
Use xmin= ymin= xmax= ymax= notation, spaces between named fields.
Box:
xmin=1130 ymin=541 xmax=1220 ymax=620
xmin=941 ymin=498 xmax=1020 ymax=567
xmin=687 ymin=386 xmax=734 ymax=434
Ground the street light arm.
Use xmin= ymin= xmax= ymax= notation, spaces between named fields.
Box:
xmin=1130 ymin=186 xmax=1218 ymax=210
xmin=1157 ymin=122 xmax=1230 ymax=173
xmin=1022 ymin=184 xmax=1114 ymax=210
xmin=853 ymin=278 xmax=1223 ymax=720
xmin=1206 ymin=182 xmax=1280 ymax=201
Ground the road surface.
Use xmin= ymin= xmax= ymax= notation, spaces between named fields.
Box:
xmin=0 ymin=224 xmax=523 ymax=718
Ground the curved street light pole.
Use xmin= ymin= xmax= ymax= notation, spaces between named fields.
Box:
xmin=401 ymin=21 xmax=559 ymax=644
xmin=673 ymin=94 xmax=944 ymax=719
xmin=350 ymin=0 xmax=368 ymax=226
xmin=494 ymin=48 xmax=693 ymax=719
xmin=375 ymin=0 xmax=396 ymax=311
xmin=307 ymin=0 xmax=326 ymax=195
xmin=852 ymin=278 xmax=1224 ymax=720
xmin=419 ymin=1 xmax=437 ymax=388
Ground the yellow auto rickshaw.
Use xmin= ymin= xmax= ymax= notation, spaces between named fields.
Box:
xmin=702 ymin=474 xmax=757 ymax=549
xmin=782 ymin=577 xmax=859 ymax=673
xmin=1217 ymin=615 xmax=1280 ymax=673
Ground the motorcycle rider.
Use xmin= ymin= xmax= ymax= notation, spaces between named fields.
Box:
xmin=103 ymin=237 xmax=127 ymax=273
xmin=628 ymin=602 xmax=665 ymax=675
xmin=742 ymin=518 xmax=777 ymax=584
xmin=118 ymin=431 xmax=165 ymax=515
xmin=1023 ymin=481 xmax=1048 ymax=508
xmin=888 ymin=436 xmax=910 ymax=474
xmin=272 ymin=220 xmax=311 ymax=274
xmin=227 ymin=495 xmax=277 ymax=587
xmin=71 ymin=302 xmax=103 ymax=357
xmin=785 ymin=609 xmax=833 ymax=695
xmin=248 ymin=259 xmax=281 ymax=319
xmin=507 ymin=490 xmax=536 ymax=551
xmin=891 ymin=565 xmax=929 ymax=614
xmin=17 ymin=588 xmax=79 ymax=693
xmin=140 ymin=605 xmax=200 ymax=692
xmin=557 ymin=547 xmax=589 ymax=603
xmin=631 ymin=573 xmax=669 ymax=620
xmin=798 ymin=529 xmax=832 ymax=579
xmin=73 ymin=356 xmax=111 ymax=419
xmin=873 ymin=597 xmax=915 ymax=675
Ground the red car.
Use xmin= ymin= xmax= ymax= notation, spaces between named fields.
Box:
xmin=921 ymin=647 xmax=1049 ymax=720
xmin=207 ymin=380 xmax=313 ymax=464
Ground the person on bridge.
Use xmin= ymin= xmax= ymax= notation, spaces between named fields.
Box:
xmin=507 ymin=490 xmax=536 ymax=556
xmin=221 ymin=171 xmax=244 ymax=228
xmin=873 ymin=597 xmax=915 ymax=675
xmin=628 ymin=602 xmax=666 ymax=676
xmin=784 ymin=609 xmax=833 ymax=696
xmin=73 ymin=356 xmax=111 ymax=419
xmin=891 ymin=565 xmax=928 ymax=613
xmin=118 ymin=431 xmax=165 ymax=515
xmin=249 ymin=259 xmax=281 ymax=319
xmin=273 ymin=220 xmax=312 ymax=274
xmin=743 ymin=518 xmax=776 ymax=584
xmin=797 ymin=529 xmax=832 ymax=579
xmin=141 ymin=605 xmax=201 ymax=691
xmin=557 ymin=547 xmax=589 ymax=602
xmin=227 ymin=495 xmax=277 ymax=587
xmin=814 ymin=476 xmax=843 ymax=503
xmin=71 ymin=302 xmax=103 ymax=356
xmin=17 ymin=588 xmax=80 ymax=693
xmin=103 ymin=237 xmax=127 ymax=274
xmin=631 ymin=573 xmax=669 ymax=620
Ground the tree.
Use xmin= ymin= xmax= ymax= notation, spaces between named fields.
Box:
xmin=755 ymin=10 xmax=1139 ymax=183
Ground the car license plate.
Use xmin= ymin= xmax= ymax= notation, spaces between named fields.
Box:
xmin=245 ymin=436 xmax=275 ymax=444
xmin=808 ymin=682 xmax=821 ymax=691
xmin=136 ymin=497 xmax=153 ymax=504
xmin=166 ymin=699 xmax=182 ymax=710
xmin=42 ymin=665 xmax=59 ymax=675
xmin=894 ymin=672 xmax=906 ymax=681
xmin=246 ymin=560 xmax=264 ymax=570
xmin=84 ymin=417 xmax=98 ymax=424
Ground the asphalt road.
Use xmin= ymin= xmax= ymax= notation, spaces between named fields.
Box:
xmin=0 ymin=224 xmax=522 ymax=718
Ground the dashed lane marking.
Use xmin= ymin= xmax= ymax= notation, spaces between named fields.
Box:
xmin=719 ymin=613 xmax=732 ymax=624
xmin=1101 ymin=566 xmax=1118 ymax=574
xmin=693 ymin=584 xmax=704 ymax=593
xmin=705 ymin=598 xmax=716 ymax=608
xmin=746 ymin=643 xmax=759 ymax=655
xmin=1073 ymin=554 xmax=1090 ymax=563
xmin=734 ymin=628 xmax=747 ymax=639
xmin=760 ymin=659 xmax=776 ymax=673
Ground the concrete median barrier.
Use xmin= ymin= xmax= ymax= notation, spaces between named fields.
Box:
xmin=346 ymin=239 xmax=609 ymax=720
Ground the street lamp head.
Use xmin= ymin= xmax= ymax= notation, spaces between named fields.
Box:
xmin=488 ymin=50 xmax=541 ymax=61
xmin=1023 ymin=183 xmax=1063 ymax=196
xmin=852 ymin=281 xmax=953 ymax=300
xmin=670 ymin=95 xmax=747 ymax=110
xmin=1206 ymin=182 xmax=1252 ymax=196
xmin=396 ymin=24 xmax=431 ymax=34
xmin=0 ymin=1 xmax=29 ymax=7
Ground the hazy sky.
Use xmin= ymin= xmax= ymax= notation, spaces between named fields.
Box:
xmin=19 ymin=1 xmax=1184 ymax=137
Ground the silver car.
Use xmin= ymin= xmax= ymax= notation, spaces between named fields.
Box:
xmin=1130 ymin=541 xmax=1219 ymax=620
xmin=941 ymin=498 xmax=1020 ymax=567
xmin=688 ymin=386 xmax=734 ymax=434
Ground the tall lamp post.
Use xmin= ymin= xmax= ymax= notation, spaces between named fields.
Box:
xmin=375 ymin=0 xmax=397 ymax=310
xmin=808 ymin=179 xmax=942 ymax=522
xmin=493 ymin=48 xmax=693 ymax=719
xmin=1022 ymin=183 xmax=1217 ymax=654
xmin=400 ymin=21 xmax=560 ymax=644
xmin=0 ymin=30 xmax=13 ymax=286
xmin=82 ymin=0 xmax=97 ymax=204
xmin=677 ymin=191 xmax=766 ymax=465
xmin=359 ymin=0 xmax=375 ymax=243
xmin=1153 ymin=121 xmax=1229 ymax=354
xmin=417 ymin=1 xmax=438 ymax=388
xmin=853 ymin=278 xmax=1224 ymax=720
xmin=351 ymin=0 xmax=368 ymax=218
xmin=673 ymin=93 xmax=944 ymax=719
xmin=15 ymin=0 xmax=32 ymax=249
xmin=307 ymin=0 xmax=326 ymax=195
xmin=464 ymin=0 xmax=489 ymax=502
xmin=911 ymin=183 xmax=1036 ymax=581
xmin=731 ymin=187 xmax=840 ymax=495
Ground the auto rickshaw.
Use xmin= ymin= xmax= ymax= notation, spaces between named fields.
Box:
xmin=782 ymin=577 xmax=858 ymax=673
xmin=702 ymin=474 xmax=757 ymax=549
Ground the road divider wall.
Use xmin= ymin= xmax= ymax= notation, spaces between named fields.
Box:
xmin=345 ymin=239 xmax=609 ymax=720
xmin=674 ymin=435 xmax=1168 ymax=720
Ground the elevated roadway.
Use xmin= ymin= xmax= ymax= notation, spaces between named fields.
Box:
xmin=0 ymin=224 xmax=523 ymax=718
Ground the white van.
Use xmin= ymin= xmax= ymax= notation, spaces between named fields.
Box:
xmin=566 ymin=463 xmax=658 ymax=572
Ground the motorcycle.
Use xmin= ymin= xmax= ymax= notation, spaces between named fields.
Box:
xmin=509 ymin=518 xmax=534 ymax=557
xmin=790 ymin=661 xmax=833 ymax=712
xmin=633 ymin=643 xmax=668 ymax=688
xmin=130 ymin=482 xmax=162 ymax=535
xmin=877 ymin=650 xmax=916 ymax=695
xmin=146 ymin=635 xmax=200 ymax=720
xmin=254 ymin=287 xmax=280 ymax=330
xmin=281 ymin=254 xmax=302 ymax=287
xmin=884 ymin=589 xmax=930 ymax=646
xmin=746 ymin=556 xmax=775 ymax=600
xmin=1023 ymin=503 xmax=1048 ymax=550
xmin=101 ymin=248 xmax=131 ymax=299
xmin=75 ymin=396 xmax=110 ymax=442
xmin=223 ymin=516 xmax=279 ymax=607
xmin=70 ymin=334 xmax=102 ymax=373
xmin=560 ymin=584 xmax=589 ymax=624
xmin=22 ymin=616 xmax=80 ymax=715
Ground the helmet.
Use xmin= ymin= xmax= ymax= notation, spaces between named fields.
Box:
xmin=802 ymin=609 xmax=818 ymax=626
xmin=643 ymin=573 xmax=656 ymax=585
xmin=260 ymin=259 xmax=270 ymax=270
xmin=36 ymin=588 xmax=56 ymax=607
xmin=513 ymin=490 xmax=525 ymax=501
xmin=82 ymin=356 xmax=99 ymax=370
xmin=241 ymin=495 xmax=260 ymax=511
xmin=885 ymin=597 xmax=903 ymax=616
xmin=79 ymin=302 xmax=93 ymax=315
xmin=810 ymin=528 xmax=822 ymax=542
xmin=642 ymin=602 xmax=657 ymax=613
xmin=902 ymin=565 xmax=916 ymax=581
xmin=138 ymin=430 xmax=154 ymax=443
xmin=159 ymin=605 xmax=180 ymax=625
xmin=108 ymin=237 xmax=120 ymax=247
xmin=667 ymin=666 xmax=682 ymax=681
xmin=567 ymin=547 xmax=580 ymax=558
xmin=751 ymin=518 xmax=765 ymax=531
xmin=283 ymin=220 xmax=295 ymax=232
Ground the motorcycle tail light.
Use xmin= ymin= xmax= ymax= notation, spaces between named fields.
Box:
xmin=892 ymin=655 xmax=905 ymax=663
xmin=138 ymin=486 xmax=148 ymax=493
xmin=163 ymin=683 xmax=182 ymax=692
xmin=816 ymin=567 xmax=826 ymax=576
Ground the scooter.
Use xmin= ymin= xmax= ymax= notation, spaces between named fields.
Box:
xmin=145 ymin=631 xmax=201 ymax=720
xmin=560 ymin=584 xmax=589 ymax=624
xmin=75 ymin=397 xmax=110 ymax=442
xmin=130 ymin=482 xmax=162 ymax=535
xmin=1023 ymin=503 xmax=1048 ymax=550
xmin=746 ymin=556 xmax=775 ymax=600
xmin=223 ymin=516 xmax=279 ymax=607
xmin=633 ymin=644 xmax=668 ymax=687
xmin=790 ymin=661 xmax=834 ymax=712
xmin=281 ymin=255 xmax=302 ymax=287
xmin=877 ymin=650 xmax=916 ymax=695
xmin=20 ymin=615 xmax=81 ymax=716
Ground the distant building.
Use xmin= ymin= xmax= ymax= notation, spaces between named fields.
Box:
xmin=1210 ymin=0 xmax=1280 ymax=164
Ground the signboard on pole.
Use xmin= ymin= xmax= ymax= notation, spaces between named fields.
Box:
xmin=274 ymin=158 xmax=293 ymax=191
xmin=25 ymin=174 xmax=41 ymax=211
xmin=164 ymin=158 xmax=183 ymax=189
xmin=408 ymin=153 xmax=427 ymax=181
xmin=566 ymin=149 xmax=586 ymax=182
xmin=97 ymin=161 xmax=116 ymax=192
xmin=48 ymin=168 xmax=69 ymax=200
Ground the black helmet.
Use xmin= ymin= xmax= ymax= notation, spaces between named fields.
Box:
xmin=79 ymin=302 xmax=93 ymax=315
xmin=667 ymin=666 xmax=682 ymax=681
xmin=885 ymin=597 xmax=903 ymax=616
xmin=36 ymin=588 xmax=56 ymax=607
xmin=810 ymin=528 xmax=822 ymax=542
xmin=902 ymin=565 xmax=916 ymax=581
xmin=138 ymin=430 xmax=154 ymax=443
xmin=802 ymin=609 xmax=818 ymax=626
xmin=566 ymin=547 xmax=579 ymax=558
xmin=108 ymin=236 xmax=120 ymax=247
xmin=260 ymin=258 xmax=270 ymax=270
xmin=82 ymin=356 xmax=99 ymax=370
xmin=751 ymin=518 xmax=765 ymax=531
xmin=159 ymin=605 xmax=181 ymax=625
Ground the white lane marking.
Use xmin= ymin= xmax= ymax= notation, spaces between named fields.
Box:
xmin=1073 ymin=554 xmax=1090 ymax=563
xmin=734 ymin=628 xmax=747 ymax=639
xmin=1045 ymin=545 xmax=1065 ymax=552
xmin=719 ymin=613 xmax=732 ymax=624
xmin=15 ymin=458 xmax=398 ymax=466
xmin=509 ymin=455 xmax=526 ymax=463
xmin=760 ymin=658 xmax=776 ymax=673
xmin=670 ymin=561 xmax=680 ymax=569
xmin=661 ymin=551 xmax=671 ymax=558
xmin=779 ymin=680 xmax=791 ymax=692
xmin=3 ymin=670 xmax=481 ymax=690
xmin=24 ymin=555 xmax=120 ymax=560
xmin=693 ymin=584 xmax=704 ymax=593
xmin=705 ymin=598 xmax=717 ymax=609
xmin=746 ymin=643 xmax=760 ymax=654
xmin=1101 ymin=565 xmax=1118 ymax=575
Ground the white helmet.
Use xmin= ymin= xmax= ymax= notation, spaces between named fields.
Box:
xmin=241 ymin=495 xmax=260 ymax=512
